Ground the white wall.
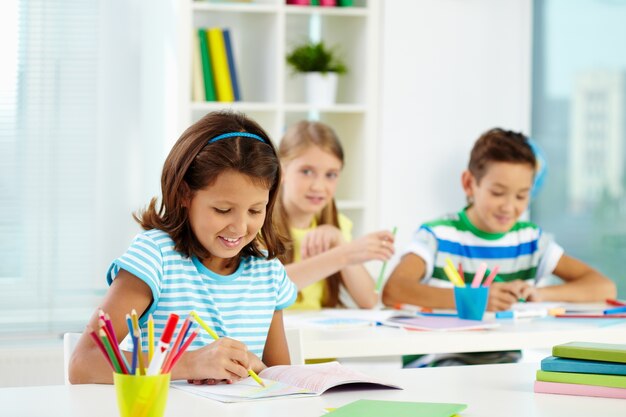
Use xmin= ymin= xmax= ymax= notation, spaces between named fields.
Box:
xmin=378 ymin=0 xmax=532 ymax=269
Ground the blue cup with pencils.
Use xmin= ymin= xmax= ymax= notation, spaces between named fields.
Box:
xmin=454 ymin=286 xmax=489 ymax=321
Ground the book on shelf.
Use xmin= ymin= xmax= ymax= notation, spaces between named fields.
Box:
xmin=534 ymin=380 xmax=626 ymax=399
xmin=191 ymin=29 xmax=206 ymax=101
xmin=197 ymin=28 xmax=217 ymax=101
xmin=325 ymin=399 xmax=467 ymax=417
xmin=536 ymin=369 xmax=626 ymax=389
xmin=541 ymin=356 xmax=626 ymax=376
xmin=222 ymin=29 xmax=241 ymax=101
xmin=171 ymin=361 xmax=401 ymax=403
xmin=552 ymin=341 xmax=626 ymax=364
xmin=208 ymin=27 xmax=235 ymax=102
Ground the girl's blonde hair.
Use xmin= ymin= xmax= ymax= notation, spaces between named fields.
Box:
xmin=273 ymin=120 xmax=345 ymax=307
xmin=134 ymin=110 xmax=284 ymax=267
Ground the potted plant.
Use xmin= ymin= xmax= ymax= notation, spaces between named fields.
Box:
xmin=286 ymin=40 xmax=347 ymax=105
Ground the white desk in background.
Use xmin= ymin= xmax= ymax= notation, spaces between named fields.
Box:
xmin=284 ymin=308 xmax=626 ymax=365
xmin=3 ymin=363 xmax=624 ymax=417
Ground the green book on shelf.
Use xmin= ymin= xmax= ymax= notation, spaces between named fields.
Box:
xmin=552 ymin=342 xmax=626 ymax=363
xmin=325 ymin=399 xmax=467 ymax=417
xmin=198 ymin=28 xmax=217 ymax=102
xmin=537 ymin=370 xmax=626 ymax=389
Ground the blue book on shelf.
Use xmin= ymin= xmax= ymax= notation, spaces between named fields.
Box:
xmin=541 ymin=356 xmax=626 ymax=376
xmin=222 ymin=29 xmax=241 ymax=101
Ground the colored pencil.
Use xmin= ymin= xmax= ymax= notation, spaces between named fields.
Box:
xmin=148 ymin=314 xmax=155 ymax=363
xmin=471 ymin=262 xmax=487 ymax=288
xmin=375 ymin=226 xmax=397 ymax=293
xmin=130 ymin=310 xmax=146 ymax=375
xmin=164 ymin=329 xmax=199 ymax=374
xmin=482 ymin=265 xmax=500 ymax=287
xmin=88 ymin=327 xmax=114 ymax=370
xmin=99 ymin=329 xmax=122 ymax=373
xmin=161 ymin=316 xmax=192 ymax=374
xmin=99 ymin=318 xmax=129 ymax=374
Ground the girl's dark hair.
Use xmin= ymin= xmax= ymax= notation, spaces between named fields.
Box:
xmin=134 ymin=110 xmax=284 ymax=265
xmin=273 ymin=120 xmax=345 ymax=307
xmin=468 ymin=128 xmax=536 ymax=183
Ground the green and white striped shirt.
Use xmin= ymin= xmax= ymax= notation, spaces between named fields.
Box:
xmin=405 ymin=209 xmax=564 ymax=287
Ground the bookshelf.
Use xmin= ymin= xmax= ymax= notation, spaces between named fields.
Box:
xmin=176 ymin=0 xmax=380 ymax=237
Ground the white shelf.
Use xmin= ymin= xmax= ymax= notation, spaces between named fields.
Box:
xmin=284 ymin=5 xmax=369 ymax=17
xmin=192 ymin=2 xmax=279 ymax=14
xmin=179 ymin=0 xmax=380 ymax=235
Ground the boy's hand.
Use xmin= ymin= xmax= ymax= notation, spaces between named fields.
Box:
xmin=183 ymin=337 xmax=250 ymax=383
xmin=487 ymin=280 xmax=533 ymax=311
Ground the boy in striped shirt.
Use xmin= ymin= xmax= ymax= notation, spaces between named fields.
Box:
xmin=382 ymin=128 xmax=615 ymax=365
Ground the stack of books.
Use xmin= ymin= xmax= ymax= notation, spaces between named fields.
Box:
xmin=192 ymin=27 xmax=241 ymax=103
xmin=534 ymin=341 xmax=626 ymax=399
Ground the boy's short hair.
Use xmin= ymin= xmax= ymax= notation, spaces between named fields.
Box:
xmin=468 ymin=128 xmax=536 ymax=183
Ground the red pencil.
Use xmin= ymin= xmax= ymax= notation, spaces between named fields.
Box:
xmin=606 ymin=298 xmax=626 ymax=307
xmin=161 ymin=316 xmax=192 ymax=374
xmin=164 ymin=329 xmax=198 ymax=374
xmin=88 ymin=327 xmax=114 ymax=370
xmin=99 ymin=318 xmax=129 ymax=374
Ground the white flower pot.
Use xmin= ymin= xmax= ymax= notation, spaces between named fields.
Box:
xmin=304 ymin=72 xmax=338 ymax=105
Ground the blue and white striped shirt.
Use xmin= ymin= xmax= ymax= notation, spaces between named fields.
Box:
xmin=107 ymin=229 xmax=297 ymax=357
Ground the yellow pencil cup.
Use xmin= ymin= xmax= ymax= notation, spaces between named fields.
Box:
xmin=113 ymin=372 xmax=170 ymax=417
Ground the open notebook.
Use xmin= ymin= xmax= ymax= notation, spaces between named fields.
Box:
xmin=171 ymin=361 xmax=401 ymax=403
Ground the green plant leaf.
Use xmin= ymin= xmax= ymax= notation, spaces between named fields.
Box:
xmin=286 ymin=41 xmax=347 ymax=75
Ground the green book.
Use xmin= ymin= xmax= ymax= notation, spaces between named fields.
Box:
xmin=197 ymin=28 xmax=217 ymax=101
xmin=552 ymin=342 xmax=626 ymax=363
xmin=325 ymin=399 xmax=466 ymax=417
xmin=537 ymin=370 xmax=626 ymax=389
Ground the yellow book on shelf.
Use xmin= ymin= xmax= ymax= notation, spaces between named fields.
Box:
xmin=191 ymin=29 xmax=205 ymax=102
xmin=207 ymin=28 xmax=235 ymax=102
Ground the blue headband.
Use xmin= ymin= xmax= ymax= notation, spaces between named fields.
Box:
xmin=209 ymin=132 xmax=265 ymax=144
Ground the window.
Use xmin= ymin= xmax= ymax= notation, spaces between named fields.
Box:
xmin=532 ymin=0 xmax=626 ymax=296
xmin=0 ymin=0 xmax=174 ymax=339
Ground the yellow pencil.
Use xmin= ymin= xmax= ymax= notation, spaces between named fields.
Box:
xmin=444 ymin=258 xmax=465 ymax=287
xmin=190 ymin=310 xmax=265 ymax=387
xmin=443 ymin=264 xmax=465 ymax=287
xmin=148 ymin=313 xmax=155 ymax=363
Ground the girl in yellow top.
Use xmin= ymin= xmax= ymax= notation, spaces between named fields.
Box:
xmin=273 ymin=121 xmax=395 ymax=309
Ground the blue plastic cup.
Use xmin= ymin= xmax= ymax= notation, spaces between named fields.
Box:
xmin=454 ymin=286 xmax=489 ymax=321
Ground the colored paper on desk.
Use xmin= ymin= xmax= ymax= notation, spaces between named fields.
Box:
xmin=387 ymin=315 xmax=499 ymax=331
xmin=308 ymin=317 xmax=375 ymax=329
xmin=552 ymin=341 xmax=626 ymax=363
xmin=324 ymin=399 xmax=466 ymax=417
xmin=536 ymin=369 xmax=626 ymax=389
xmin=172 ymin=362 xmax=401 ymax=403
xmin=541 ymin=356 xmax=626 ymax=376
xmin=534 ymin=380 xmax=626 ymax=399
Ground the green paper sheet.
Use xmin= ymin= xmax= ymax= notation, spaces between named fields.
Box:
xmin=324 ymin=399 xmax=466 ymax=417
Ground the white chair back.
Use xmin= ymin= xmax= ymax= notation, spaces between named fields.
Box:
xmin=63 ymin=332 xmax=82 ymax=385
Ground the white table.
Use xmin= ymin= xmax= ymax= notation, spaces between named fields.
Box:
xmin=3 ymin=363 xmax=624 ymax=417
xmin=284 ymin=309 xmax=626 ymax=364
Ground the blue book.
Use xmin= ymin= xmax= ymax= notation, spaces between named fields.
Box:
xmin=222 ymin=29 xmax=241 ymax=101
xmin=541 ymin=356 xmax=626 ymax=376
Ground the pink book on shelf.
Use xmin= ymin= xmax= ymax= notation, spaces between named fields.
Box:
xmin=534 ymin=380 xmax=626 ymax=399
